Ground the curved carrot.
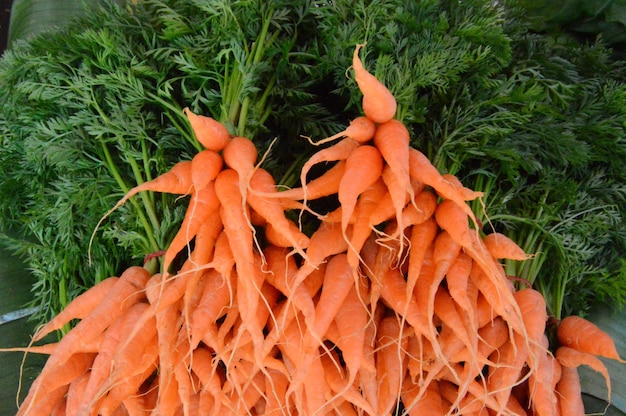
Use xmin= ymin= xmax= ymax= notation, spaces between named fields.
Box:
xmin=32 ymin=276 xmax=119 ymax=341
xmin=483 ymin=232 xmax=529 ymax=261
xmin=183 ymin=107 xmax=230 ymax=151
xmin=557 ymin=315 xmax=625 ymax=362
xmin=352 ymin=43 xmax=397 ymax=124
xmin=88 ymin=159 xmax=194 ymax=263
xmin=556 ymin=345 xmax=612 ymax=402
xmin=409 ymin=148 xmax=481 ymax=225
xmin=376 ymin=316 xmax=408 ymax=416
xmin=299 ymin=137 xmax=359 ymax=212
xmin=306 ymin=115 xmax=376 ymax=146
xmin=247 ymin=168 xmax=310 ymax=258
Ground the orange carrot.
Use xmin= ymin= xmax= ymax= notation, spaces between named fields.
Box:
xmin=249 ymin=159 xmax=347 ymax=203
xmin=162 ymin=180 xmax=220 ymax=274
xmin=189 ymin=269 xmax=233 ymax=350
xmin=514 ymin=288 xmax=548 ymax=356
xmin=190 ymin=149 xmax=223 ymax=191
xmin=183 ymin=107 xmax=230 ymax=151
xmin=555 ymin=345 xmax=612 ymax=402
xmin=306 ymin=115 xmax=376 ymax=146
xmin=247 ymin=167 xmax=310 ymax=257
xmin=557 ymin=315 xmax=625 ymax=362
xmin=374 ymin=119 xmax=413 ymax=242
xmin=299 ymin=137 xmax=359 ymax=212
xmin=409 ymin=148 xmax=481 ymax=224
xmin=352 ymin=43 xmax=397 ymax=123
xmin=529 ymin=341 xmax=561 ymax=416
xmin=338 ymin=144 xmax=384 ymax=260
xmin=345 ymin=178 xmax=387 ymax=270
xmin=556 ymin=366 xmax=584 ymax=416
xmin=214 ymin=169 xmax=261 ymax=336
xmin=401 ymin=377 xmax=446 ymax=416
xmin=483 ymin=232 xmax=529 ymax=261
xmin=89 ymin=160 xmax=193 ymax=261
xmin=222 ymin=135 xmax=258 ymax=198
xmin=376 ymin=316 xmax=408 ymax=416
xmin=32 ymin=276 xmax=119 ymax=341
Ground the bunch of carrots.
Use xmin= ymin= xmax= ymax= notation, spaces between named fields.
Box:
xmin=5 ymin=44 xmax=625 ymax=416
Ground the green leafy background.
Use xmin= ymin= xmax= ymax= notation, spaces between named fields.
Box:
xmin=1 ymin=0 xmax=625 ymax=343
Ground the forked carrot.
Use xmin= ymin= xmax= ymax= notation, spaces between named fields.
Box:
xmin=352 ymin=43 xmax=397 ymax=124
xmin=556 ymin=345 xmax=612 ymax=402
xmin=306 ymin=115 xmax=376 ymax=146
xmin=183 ymin=107 xmax=230 ymax=151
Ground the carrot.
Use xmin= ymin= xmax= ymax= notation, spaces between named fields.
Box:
xmin=401 ymin=189 xmax=437 ymax=227
xmin=332 ymin=283 xmax=371 ymax=382
xmin=299 ymin=137 xmax=359 ymax=211
xmin=65 ymin=371 xmax=90 ymax=416
xmin=483 ymin=232 xmax=529 ymax=261
xmin=76 ymin=302 xmax=149 ymax=415
xmin=514 ymin=288 xmax=548 ymax=355
xmin=214 ymin=169 xmax=264 ymax=350
xmin=338 ymin=144 xmax=384 ymax=261
xmin=376 ymin=316 xmax=408 ymax=416
xmin=190 ymin=148 xmax=224 ymax=191
xmin=247 ymin=167 xmax=310 ymax=257
xmin=556 ymin=366 xmax=584 ymax=416
xmin=486 ymin=332 xmax=529 ymax=412
xmin=320 ymin=350 xmax=376 ymax=415
xmin=406 ymin=217 xmax=439 ymax=297
xmin=444 ymin=252 xmax=476 ymax=329
xmin=17 ymin=352 xmax=96 ymax=416
xmin=374 ymin=119 xmax=413 ymax=242
xmin=249 ymin=159 xmax=347 ymax=204
xmin=345 ymin=178 xmax=387 ymax=270
xmin=409 ymin=148 xmax=481 ymax=225
xmin=18 ymin=384 xmax=69 ymax=416
xmin=529 ymin=341 xmax=561 ymax=416
xmin=189 ymin=269 xmax=233 ymax=350
xmin=162 ymin=180 xmax=220 ymax=274
xmin=32 ymin=276 xmax=119 ymax=341
xmin=401 ymin=377 xmax=446 ymax=416
xmin=183 ymin=107 xmax=230 ymax=151
xmin=89 ymin=159 xmax=194 ymax=262
xmin=41 ymin=266 xmax=150 ymax=373
xmin=556 ymin=345 xmax=612 ymax=402
xmin=222 ymin=135 xmax=258 ymax=210
xmin=306 ymin=115 xmax=376 ymax=146
xmin=352 ymin=43 xmax=397 ymax=123
xmin=557 ymin=315 xmax=626 ymax=362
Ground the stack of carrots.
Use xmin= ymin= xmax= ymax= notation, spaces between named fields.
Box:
xmin=6 ymin=44 xmax=625 ymax=416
